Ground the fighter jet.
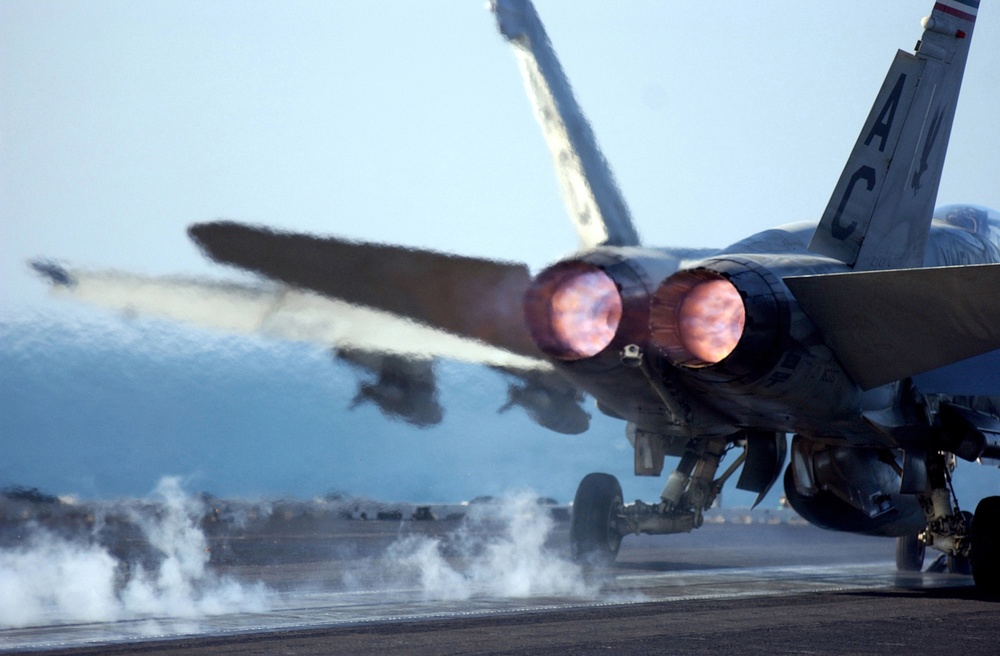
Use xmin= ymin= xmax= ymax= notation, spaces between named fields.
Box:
xmin=33 ymin=0 xmax=1000 ymax=593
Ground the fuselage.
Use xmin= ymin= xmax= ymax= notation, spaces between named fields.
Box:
xmin=525 ymin=205 xmax=1000 ymax=455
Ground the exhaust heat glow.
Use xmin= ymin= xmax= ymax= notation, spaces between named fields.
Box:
xmin=549 ymin=270 xmax=622 ymax=359
xmin=650 ymin=271 xmax=747 ymax=367
xmin=678 ymin=279 xmax=745 ymax=364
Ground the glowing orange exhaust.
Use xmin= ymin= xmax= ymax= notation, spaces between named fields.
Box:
xmin=651 ymin=271 xmax=746 ymax=367
xmin=524 ymin=263 xmax=623 ymax=360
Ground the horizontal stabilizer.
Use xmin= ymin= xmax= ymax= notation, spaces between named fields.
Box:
xmin=189 ymin=221 xmax=540 ymax=359
xmin=784 ymin=263 xmax=1000 ymax=390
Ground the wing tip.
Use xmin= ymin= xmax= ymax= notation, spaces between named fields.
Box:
xmin=29 ymin=259 xmax=76 ymax=287
xmin=490 ymin=0 xmax=535 ymax=43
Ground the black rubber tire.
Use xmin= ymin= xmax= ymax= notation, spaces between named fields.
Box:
xmin=971 ymin=496 xmax=1000 ymax=595
xmin=948 ymin=553 xmax=973 ymax=575
xmin=895 ymin=534 xmax=925 ymax=572
xmin=570 ymin=473 xmax=623 ymax=566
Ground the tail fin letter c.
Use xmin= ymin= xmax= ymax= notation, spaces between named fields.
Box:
xmin=832 ymin=166 xmax=877 ymax=241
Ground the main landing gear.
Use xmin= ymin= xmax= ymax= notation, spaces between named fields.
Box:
xmin=570 ymin=473 xmax=623 ymax=565
xmin=571 ymin=434 xmax=782 ymax=566
xmin=900 ymin=496 xmax=1000 ymax=594
xmin=895 ymin=451 xmax=1000 ymax=594
xmin=570 ymin=436 xmax=726 ymax=566
xmin=570 ymin=461 xmax=717 ymax=568
xmin=895 ymin=533 xmax=925 ymax=572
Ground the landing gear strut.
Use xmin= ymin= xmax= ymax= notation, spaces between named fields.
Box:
xmin=912 ymin=453 xmax=973 ymax=576
xmin=571 ymin=436 xmax=753 ymax=565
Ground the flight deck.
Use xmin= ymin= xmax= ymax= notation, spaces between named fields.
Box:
xmin=2 ymin=502 xmax=989 ymax=655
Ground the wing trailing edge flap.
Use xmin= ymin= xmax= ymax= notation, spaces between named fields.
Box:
xmin=188 ymin=221 xmax=543 ymax=360
xmin=784 ymin=263 xmax=1000 ymax=391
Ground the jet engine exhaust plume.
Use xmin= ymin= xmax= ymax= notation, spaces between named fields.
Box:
xmin=524 ymin=263 xmax=622 ymax=360
xmin=650 ymin=270 xmax=746 ymax=367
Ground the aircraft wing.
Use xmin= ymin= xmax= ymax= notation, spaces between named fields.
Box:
xmin=30 ymin=260 xmax=601 ymax=434
xmin=30 ymin=260 xmax=548 ymax=371
xmin=188 ymin=221 xmax=542 ymax=360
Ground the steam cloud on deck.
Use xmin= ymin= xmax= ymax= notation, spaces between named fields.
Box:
xmin=0 ymin=477 xmax=271 ymax=629
xmin=377 ymin=491 xmax=595 ymax=600
xmin=1 ymin=480 xmax=601 ymax=631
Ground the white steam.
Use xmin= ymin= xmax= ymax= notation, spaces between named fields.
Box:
xmin=0 ymin=533 xmax=120 ymax=626
xmin=0 ymin=477 xmax=271 ymax=629
xmin=383 ymin=491 xmax=596 ymax=600
xmin=1 ymin=485 xmax=603 ymax=630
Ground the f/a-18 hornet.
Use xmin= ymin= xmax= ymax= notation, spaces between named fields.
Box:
xmin=34 ymin=0 xmax=1000 ymax=592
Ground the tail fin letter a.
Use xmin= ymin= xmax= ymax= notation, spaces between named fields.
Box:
xmin=864 ymin=73 xmax=907 ymax=152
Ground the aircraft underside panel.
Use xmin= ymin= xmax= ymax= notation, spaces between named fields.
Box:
xmin=784 ymin=438 xmax=925 ymax=537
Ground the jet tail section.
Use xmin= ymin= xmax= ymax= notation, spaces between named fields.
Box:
xmin=808 ymin=0 xmax=979 ymax=270
xmin=491 ymin=0 xmax=640 ymax=249
xmin=784 ymin=263 xmax=1000 ymax=390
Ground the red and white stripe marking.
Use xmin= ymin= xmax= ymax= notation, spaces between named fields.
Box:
xmin=933 ymin=0 xmax=979 ymax=23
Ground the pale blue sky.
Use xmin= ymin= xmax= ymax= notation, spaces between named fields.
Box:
xmin=3 ymin=1 xmax=999 ymax=308
xmin=3 ymin=1 xmax=1000 ymax=503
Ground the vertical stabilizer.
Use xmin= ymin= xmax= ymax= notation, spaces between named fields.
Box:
xmin=492 ymin=0 xmax=641 ymax=249
xmin=808 ymin=0 xmax=979 ymax=270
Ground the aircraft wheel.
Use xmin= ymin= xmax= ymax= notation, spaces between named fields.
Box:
xmin=895 ymin=534 xmax=925 ymax=572
xmin=948 ymin=553 xmax=972 ymax=575
xmin=972 ymin=497 xmax=1000 ymax=595
xmin=571 ymin=473 xmax=623 ymax=566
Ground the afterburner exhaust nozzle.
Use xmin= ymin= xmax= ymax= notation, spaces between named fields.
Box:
xmin=650 ymin=270 xmax=746 ymax=368
xmin=524 ymin=262 xmax=622 ymax=360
